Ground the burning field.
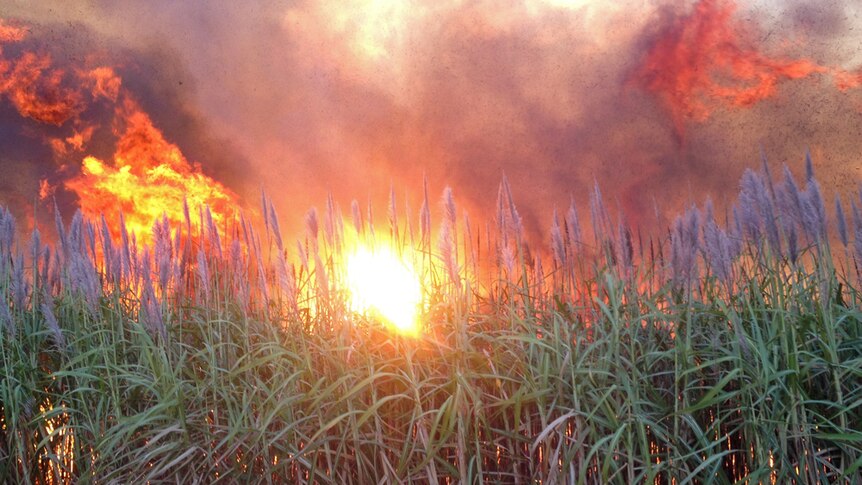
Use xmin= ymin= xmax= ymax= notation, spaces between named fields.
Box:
xmin=0 ymin=1 xmax=861 ymax=483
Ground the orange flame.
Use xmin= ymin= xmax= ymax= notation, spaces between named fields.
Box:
xmin=835 ymin=70 xmax=862 ymax=91
xmin=0 ymin=19 xmax=81 ymax=125
xmin=0 ymin=51 xmax=82 ymax=126
xmin=0 ymin=18 xmax=26 ymax=43
xmin=632 ymin=0 xmax=828 ymax=138
xmin=0 ymin=17 xmax=239 ymax=240
xmin=49 ymin=126 xmax=95 ymax=156
xmin=39 ymin=179 xmax=55 ymax=200
xmin=82 ymin=66 xmax=122 ymax=102
xmin=65 ymin=98 xmax=237 ymax=238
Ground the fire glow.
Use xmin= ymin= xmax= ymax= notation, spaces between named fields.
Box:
xmin=3 ymin=2 xmax=862 ymax=244
xmin=0 ymin=4 xmax=861 ymax=482
xmin=632 ymin=0 xmax=828 ymax=138
xmin=344 ymin=245 xmax=422 ymax=337
xmin=0 ymin=17 xmax=237 ymax=241
xmin=64 ymin=98 xmax=238 ymax=239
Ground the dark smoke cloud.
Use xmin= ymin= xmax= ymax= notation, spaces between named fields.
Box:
xmin=1 ymin=0 xmax=861 ymax=241
xmin=0 ymin=13 xmax=252 ymax=230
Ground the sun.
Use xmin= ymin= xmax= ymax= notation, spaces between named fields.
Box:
xmin=344 ymin=245 xmax=422 ymax=337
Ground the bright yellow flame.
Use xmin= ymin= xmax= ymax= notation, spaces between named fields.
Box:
xmin=345 ymin=246 xmax=422 ymax=337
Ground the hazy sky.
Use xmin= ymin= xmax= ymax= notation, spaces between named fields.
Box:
xmin=1 ymin=0 xmax=861 ymax=239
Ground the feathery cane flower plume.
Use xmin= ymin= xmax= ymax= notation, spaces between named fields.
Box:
xmin=760 ymin=151 xmax=776 ymax=200
xmin=590 ymin=181 xmax=610 ymax=246
xmin=802 ymin=178 xmax=827 ymax=242
xmin=728 ymin=205 xmax=744 ymax=257
xmin=41 ymin=301 xmax=66 ymax=351
xmin=205 ymin=205 xmax=222 ymax=258
xmin=551 ymin=209 xmax=565 ymax=267
xmin=12 ymin=253 xmax=29 ymax=310
xmin=72 ymin=218 xmax=90 ymax=256
xmin=670 ymin=206 xmax=700 ymax=290
xmin=196 ymin=248 xmax=210 ymax=302
xmin=805 ymin=150 xmax=815 ymax=182
xmin=305 ymin=208 xmax=319 ymax=251
xmin=40 ymin=246 xmax=51 ymax=294
xmin=776 ymin=165 xmax=804 ymax=237
xmin=73 ymin=215 xmax=84 ymax=251
xmin=129 ymin=232 xmax=138 ymax=285
xmin=351 ymin=199 xmax=363 ymax=235
xmin=172 ymin=226 xmax=183 ymax=297
xmin=260 ymin=189 xmax=270 ymax=234
xmin=566 ymin=198 xmax=582 ymax=250
xmin=786 ymin=224 xmax=799 ymax=264
xmin=760 ymin=194 xmax=780 ymax=252
xmin=442 ymin=186 xmax=457 ymax=254
xmin=0 ymin=299 xmax=14 ymax=337
xmin=268 ymin=199 xmax=284 ymax=252
xmin=505 ymin=179 xmax=523 ymax=244
xmin=68 ymin=251 xmax=100 ymax=316
xmin=325 ymin=192 xmax=336 ymax=248
xmin=141 ymin=281 xmax=165 ymax=341
xmin=618 ymin=222 xmax=634 ymax=279
xmin=0 ymin=208 xmax=14 ymax=259
xmin=443 ymin=186 xmax=456 ymax=229
xmin=153 ymin=214 xmax=173 ymax=294
xmin=836 ymin=196 xmax=848 ymax=248
xmin=500 ymin=245 xmax=515 ymax=275
xmin=138 ymin=249 xmax=164 ymax=339
xmin=438 ymin=214 xmax=460 ymax=290
xmin=743 ymin=170 xmax=781 ymax=251
xmin=703 ymin=199 xmax=733 ymax=285
xmin=367 ymin=197 xmax=375 ymax=240
xmin=85 ymin=219 xmax=97 ymax=262
xmin=738 ymin=169 xmax=768 ymax=244
xmin=388 ymin=184 xmax=398 ymax=242
xmin=534 ymin=255 xmax=544 ymax=305
xmin=240 ymin=211 xmax=252 ymax=253
xmin=30 ymin=228 xmax=42 ymax=284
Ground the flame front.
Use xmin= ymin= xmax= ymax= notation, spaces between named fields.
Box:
xmin=631 ymin=0 xmax=828 ymax=138
xmin=345 ymin=246 xmax=422 ymax=337
xmin=0 ymin=18 xmax=238 ymax=240
xmin=65 ymin=98 xmax=237 ymax=238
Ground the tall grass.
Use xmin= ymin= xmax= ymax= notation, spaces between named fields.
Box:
xmin=0 ymin=161 xmax=860 ymax=483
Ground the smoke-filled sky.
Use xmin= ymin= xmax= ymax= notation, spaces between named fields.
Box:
xmin=1 ymin=0 xmax=862 ymax=240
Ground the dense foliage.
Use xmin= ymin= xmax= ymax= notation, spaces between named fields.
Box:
xmin=1 ymin=160 xmax=861 ymax=483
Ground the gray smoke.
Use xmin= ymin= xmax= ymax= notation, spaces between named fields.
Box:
xmin=1 ymin=0 xmax=860 ymax=240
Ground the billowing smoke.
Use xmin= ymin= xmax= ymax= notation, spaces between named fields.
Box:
xmin=0 ymin=16 xmax=243 ymax=236
xmin=1 ymin=0 xmax=861 ymax=242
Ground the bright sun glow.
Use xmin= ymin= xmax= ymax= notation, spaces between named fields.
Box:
xmin=345 ymin=246 xmax=422 ymax=337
